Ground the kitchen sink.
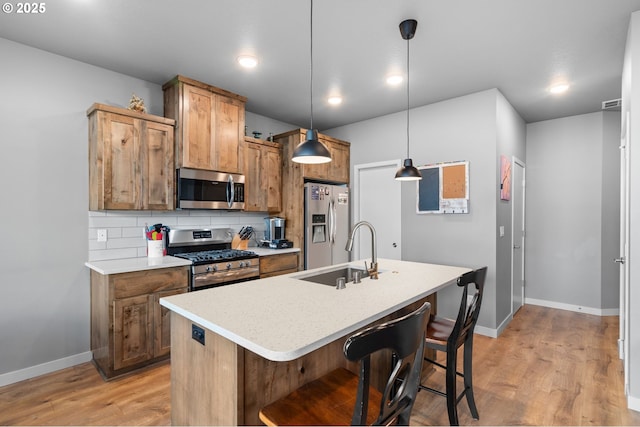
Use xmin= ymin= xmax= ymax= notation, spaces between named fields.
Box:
xmin=297 ymin=266 xmax=370 ymax=286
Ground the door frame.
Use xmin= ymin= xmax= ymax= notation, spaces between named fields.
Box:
xmin=620 ymin=111 xmax=630 ymax=391
xmin=510 ymin=156 xmax=526 ymax=316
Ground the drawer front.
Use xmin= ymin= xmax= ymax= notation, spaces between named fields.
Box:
xmin=260 ymin=253 xmax=299 ymax=276
xmin=113 ymin=267 xmax=189 ymax=299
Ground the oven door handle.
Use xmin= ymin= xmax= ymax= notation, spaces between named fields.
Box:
xmin=226 ymin=174 xmax=235 ymax=208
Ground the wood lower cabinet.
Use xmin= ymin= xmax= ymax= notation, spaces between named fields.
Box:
xmin=90 ymin=266 xmax=188 ymax=379
xmin=244 ymin=137 xmax=282 ymax=213
xmin=163 ymin=75 xmax=246 ymax=173
xmin=259 ymin=252 xmax=299 ymax=278
xmin=274 ymin=129 xmax=350 ymax=270
xmin=87 ymin=103 xmax=175 ymax=210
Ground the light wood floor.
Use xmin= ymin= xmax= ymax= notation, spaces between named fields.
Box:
xmin=1 ymin=305 xmax=639 ymax=426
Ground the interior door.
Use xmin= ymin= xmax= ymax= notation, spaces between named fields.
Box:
xmin=512 ymin=157 xmax=526 ymax=315
xmin=353 ymin=160 xmax=402 ymax=261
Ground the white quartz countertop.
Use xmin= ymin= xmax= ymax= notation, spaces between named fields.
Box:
xmin=85 ymin=248 xmax=299 ymax=275
xmin=160 ymin=258 xmax=471 ymax=362
xmin=85 ymin=256 xmax=192 ymax=275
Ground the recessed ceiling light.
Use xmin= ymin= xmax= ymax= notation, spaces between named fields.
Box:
xmin=328 ymin=96 xmax=342 ymax=105
xmin=549 ymin=83 xmax=570 ymax=94
xmin=386 ymin=75 xmax=403 ymax=85
xmin=237 ymin=55 xmax=258 ymax=68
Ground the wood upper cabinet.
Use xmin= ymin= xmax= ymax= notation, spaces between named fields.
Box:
xmin=244 ymin=137 xmax=282 ymax=213
xmin=298 ymin=133 xmax=350 ymax=184
xmin=87 ymin=103 xmax=175 ymax=210
xmin=163 ymin=75 xmax=246 ymax=174
xmin=90 ymin=266 xmax=188 ymax=379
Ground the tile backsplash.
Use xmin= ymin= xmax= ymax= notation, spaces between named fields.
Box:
xmin=88 ymin=210 xmax=269 ymax=261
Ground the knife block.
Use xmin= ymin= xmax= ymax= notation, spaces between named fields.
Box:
xmin=232 ymin=234 xmax=248 ymax=250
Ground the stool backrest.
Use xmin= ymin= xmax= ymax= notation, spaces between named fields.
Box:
xmin=450 ymin=267 xmax=487 ymax=348
xmin=343 ymin=301 xmax=431 ymax=426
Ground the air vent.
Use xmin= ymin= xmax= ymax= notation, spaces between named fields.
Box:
xmin=602 ymin=98 xmax=622 ymax=110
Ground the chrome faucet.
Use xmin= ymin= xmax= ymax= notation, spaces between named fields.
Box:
xmin=345 ymin=221 xmax=378 ymax=279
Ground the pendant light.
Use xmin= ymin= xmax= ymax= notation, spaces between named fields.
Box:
xmin=292 ymin=0 xmax=332 ymax=164
xmin=395 ymin=19 xmax=422 ymax=181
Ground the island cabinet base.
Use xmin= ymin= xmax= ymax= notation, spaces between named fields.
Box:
xmin=169 ymin=295 xmax=435 ymax=426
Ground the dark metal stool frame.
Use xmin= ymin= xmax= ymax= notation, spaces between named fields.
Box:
xmin=418 ymin=267 xmax=487 ymax=426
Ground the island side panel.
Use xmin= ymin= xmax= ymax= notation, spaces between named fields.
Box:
xmin=170 ymin=312 xmax=244 ymax=426
xmin=243 ymin=338 xmax=348 ymax=425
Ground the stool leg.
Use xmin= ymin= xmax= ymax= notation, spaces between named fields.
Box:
xmin=463 ymin=338 xmax=479 ymax=419
xmin=446 ymin=345 xmax=459 ymax=426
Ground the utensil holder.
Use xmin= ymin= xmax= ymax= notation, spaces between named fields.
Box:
xmin=147 ymin=240 xmax=165 ymax=258
xmin=232 ymin=234 xmax=248 ymax=250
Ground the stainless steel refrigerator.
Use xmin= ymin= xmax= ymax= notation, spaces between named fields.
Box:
xmin=304 ymin=183 xmax=350 ymax=270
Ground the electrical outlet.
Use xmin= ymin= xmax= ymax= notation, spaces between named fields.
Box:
xmin=192 ymin=324 xmax=205 ymax=345
xmin=97 ymin=229 xmax=107 ymax=242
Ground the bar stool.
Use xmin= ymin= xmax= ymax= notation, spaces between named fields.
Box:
xmin=418 ymin=267 xmax=487 ymax=426
xmin=259 ymin=302 xmax=431 ymax=426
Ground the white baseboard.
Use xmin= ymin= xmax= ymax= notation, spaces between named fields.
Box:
xmin=628 ymin=394 xmax=640 ymax=413
xmin=473 ymin=299 xmax=618 ymax=341
xmin=474 ymin=312 xmax=512 ymax=339
xmin=474 ymin=324 xmax=497 ymax=338
xmin=525 ymin=297 xmax=620 ymax=316
xmin=0 ymin=351 xmax=92 ymax=387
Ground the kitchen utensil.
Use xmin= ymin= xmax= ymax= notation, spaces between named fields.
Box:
xmin=240 ymin=226 xmax=253 ymax=240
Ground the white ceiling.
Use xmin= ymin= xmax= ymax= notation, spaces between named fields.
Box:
xmin=1 ymin=0 xmax=639 ymax=129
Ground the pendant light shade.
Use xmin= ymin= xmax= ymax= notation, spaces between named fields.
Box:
xmin=292 ymin=129 xmax=331 ymax=164
xmin=395 ymin=158 xmax=422 ymax=180
xmin=292 ymin=0 xmax=331 ymax=164
xmin=395 ymin=19 xmax=422 ymax=181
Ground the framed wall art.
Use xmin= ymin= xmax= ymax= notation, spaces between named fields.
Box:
xmin=417 ymin=161 xmax=469 ymax=214
xmin=500 ymin=155 xmax=511 ymax=201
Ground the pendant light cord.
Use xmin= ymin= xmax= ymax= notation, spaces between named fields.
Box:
xmin=310 ymin=0 xmax=314 ymax=131
xmin=406 ymin=36 xmax=410 ymax=159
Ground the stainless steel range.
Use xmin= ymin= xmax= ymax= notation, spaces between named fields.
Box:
xmin=167 ymin=228 xmax=260 ymax=291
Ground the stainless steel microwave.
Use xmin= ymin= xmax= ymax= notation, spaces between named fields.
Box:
xmin=176 ymin=168 xmax=245 ymax=210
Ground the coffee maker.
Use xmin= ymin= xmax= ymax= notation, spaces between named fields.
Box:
xmin=263 ymin=217 xmax=292 ymax=248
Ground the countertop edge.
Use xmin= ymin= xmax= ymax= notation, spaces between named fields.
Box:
xmin=85 ymin=248 xmax=300 ymax=275
xmin=85 ymin=256 xmax=192 ymax=275
xmin=250 ymin=247 xmax=300 ymax=257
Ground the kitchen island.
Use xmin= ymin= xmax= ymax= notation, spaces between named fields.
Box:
xmin=160 ymin=258 xmax=470 ymax=425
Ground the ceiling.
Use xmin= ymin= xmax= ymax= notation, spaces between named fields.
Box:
xmin=1 ymin=0 xmax=639 ymax=129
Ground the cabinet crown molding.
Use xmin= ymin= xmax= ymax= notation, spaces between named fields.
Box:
xmin=86 ymin=103 xmax=175 ymax=126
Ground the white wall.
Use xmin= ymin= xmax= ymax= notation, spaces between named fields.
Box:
xmin=0 ymin=38 xmax=296 ymax=385
xmin=327 ymin=89 xmax=526 ymax=333
xmin=0 ymin=37 xmax=162 ymax=384
xmin=525 ymin=112 xmax=620 ymax=314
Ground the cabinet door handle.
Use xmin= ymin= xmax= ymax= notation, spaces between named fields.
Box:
xmin=513 ymin=245 xmax=521 ymax=249
xmin=615 ymin=257 xmax=625 ymax=264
